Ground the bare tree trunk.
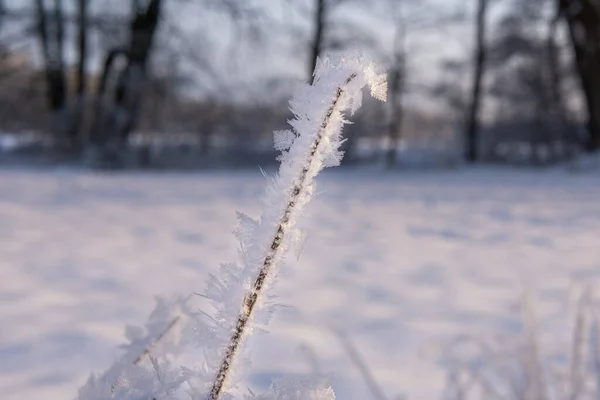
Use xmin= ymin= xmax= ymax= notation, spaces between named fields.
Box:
xmin=87 ymin=0 xmax=162 ymax=167
xmin=385 ymin=21 xmax=406 ymax=168
xmin=88 ymin=48 xmax=126 ymax=147
xmin=558 ymin=0 xmax=600 ymax=152
xmin=385 ymin=67 xmax=402 ymax=167
xmin=465 ymin=0 xmax=488 ymax=163
xmin=76 ymin=0 xmax=88 ymax=102
xmin=53 ymin=0 xmax=65 ymax=89
xmin=63 ymin=0 xmax=89 ymax=152
xmin=547 ymin=17 xmax=565 ymax=122
xmin=546 ymin=13 xmax=574 ymax=158
xmin=35 ymin=0 xmax=68 ymax=138
xmin=532 ymin=58 xmax=552 ymax=165
xmin=117 ymin=0 xmax=161 ymax=141
xmin=309 ymin=0 xmax=326 ymax=84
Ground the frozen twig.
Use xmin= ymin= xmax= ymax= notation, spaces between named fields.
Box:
xmin=133 ymin=315 xmax=181 ymax=366
xmin=204 ymin=51 xmax=387 ymax=399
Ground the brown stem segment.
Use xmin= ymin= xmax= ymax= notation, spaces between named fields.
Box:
xmin=209 ymin=73 xmax=357 ymax=399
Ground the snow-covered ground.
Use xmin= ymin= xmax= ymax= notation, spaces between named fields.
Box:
xmin=1 ymin=167 xmax=600 ymax=400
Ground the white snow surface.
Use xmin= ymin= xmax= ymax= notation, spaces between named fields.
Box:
xmin=1 ymin=167 xmax=600 ymax=400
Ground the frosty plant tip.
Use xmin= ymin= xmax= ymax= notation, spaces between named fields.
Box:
xmin=78 ymin=51 xmax=386 ymax=400
xmin=202 ymin=51 xmax=386 ymax=399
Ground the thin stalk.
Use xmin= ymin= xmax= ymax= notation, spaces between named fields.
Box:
xmin=108 ymin=315 xmax=181 ymax=395
xmin=334 ymin=329 xmax=387 ymax=400
xmin=209 ymin=73 xmax=357 ymax=399
xmin=133 ymin=316 xmax=181 ymax=366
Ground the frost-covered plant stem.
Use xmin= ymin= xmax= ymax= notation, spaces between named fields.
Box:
xmin=78 ymin=52 xmax=386 ymax=400
xmin=204 ymin=54 xmax=386 ymax=398
xmin=209 ymin=73 xmax=359 ymax=399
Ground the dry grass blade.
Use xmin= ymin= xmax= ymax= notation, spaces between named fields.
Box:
xmin=333 ymin=328 xmax=388 ymax=400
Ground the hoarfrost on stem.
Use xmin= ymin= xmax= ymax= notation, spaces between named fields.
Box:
xmin=200 ymin=50 xmax=386 ymax=399
xmin=78 ymin=50 xmax=386 ymax=400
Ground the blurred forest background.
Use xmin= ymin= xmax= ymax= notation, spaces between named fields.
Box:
xmin=0 ymin=0 xmax=598 ymax=169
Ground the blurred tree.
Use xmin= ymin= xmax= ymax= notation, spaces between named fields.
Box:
xmin=485 ymin=0 xmax=576 ymax=163
xmin=149 ymin=0 xmax=272 ymax=159
xmin=0 ymin=48 xmax=46 ymax=131
xmin=308 ymin=0 xmax=325 ymax=83
xmin=557 ymin=0 xmax=600 ymax=152
xmin=0 ymin=0 xmax=271 ymax=166
xmin=66 ymin=0 xmax=88 ymax=149
xmin=384 ymin=0 xmax=466 ymax=167
xmin=385 ymin=2 xmax=406 ymax=168
xmin=25 ymin=0 xmax=140 ymax=160
xmin=302 ymin=0 xmax=379 ymax=83
xmin=34 ymin=0 xmax=68 ymax=147
xmin=87 ymin=0 xmax=163 ymax=167
xmin=465 ymin=0 xmax=488 ymax=163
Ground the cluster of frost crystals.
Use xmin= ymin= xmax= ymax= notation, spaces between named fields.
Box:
xmin=77 ymin=296 xmax=194 ymax=400
xmin=78 ymin=357 xmax=186 ymax=400
xmin=78 ymin=51 xmax=386 ymax=400
xmin=244 ymin=376 xmax=336 ymax=400
xmin=191 ymin=50 xmax=386 ymax=398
